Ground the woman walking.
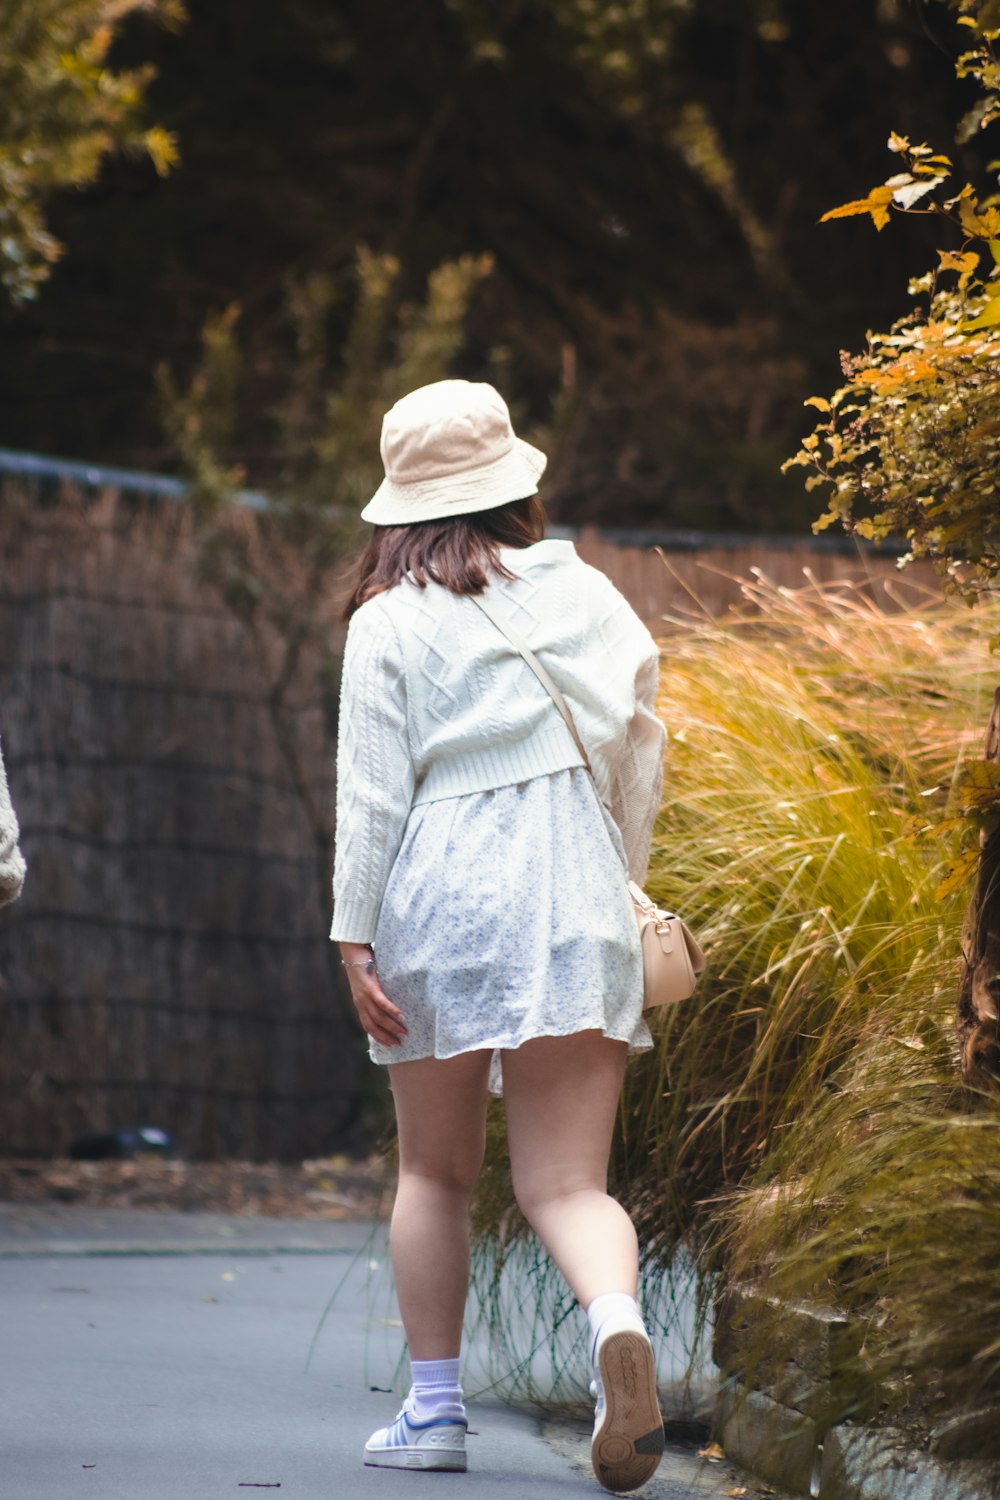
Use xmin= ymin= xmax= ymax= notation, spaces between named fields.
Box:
xmin=331 ymin=379 xmax=667 ymax=1493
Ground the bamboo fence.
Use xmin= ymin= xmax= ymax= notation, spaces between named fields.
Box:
xmin=0 ymin=473 xmax=943 ymax=1161
xmin=0 ymin=479 xmax=358 ymax=1161
xmin=570 ymin=525 xmax=941 ymax=630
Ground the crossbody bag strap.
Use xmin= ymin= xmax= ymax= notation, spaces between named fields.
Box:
xmin=468 ymin=592 xmax=594 ymax=776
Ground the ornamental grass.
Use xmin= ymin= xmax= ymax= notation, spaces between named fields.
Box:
xmin=470 ymin=570 xmax=1000 ymax=1458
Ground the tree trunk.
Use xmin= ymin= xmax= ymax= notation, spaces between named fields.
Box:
xmin=958 ymin=686 xmax=1000 ymax=1087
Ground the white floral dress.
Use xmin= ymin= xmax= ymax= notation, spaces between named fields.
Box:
xmin=369 ymin=763 xmax=653 ymax=1097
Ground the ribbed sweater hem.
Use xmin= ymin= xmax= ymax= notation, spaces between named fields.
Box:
xmin=330 ymin=902 xmax=379 ymax=945
xmin=412 ymin=726 xmax=586 ymax=806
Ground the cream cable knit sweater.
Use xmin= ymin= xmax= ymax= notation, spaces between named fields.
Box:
xmin=330 ymin=538 xmax=666 ymax=945
xmin=0 ymin=733 xmax=26 ymax=908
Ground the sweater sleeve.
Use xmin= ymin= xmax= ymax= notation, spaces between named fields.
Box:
xmin=329 ymin=600 xmax=415 ymax=945
xmin=606 ymin=624 xmax=667 ymax=887
xmin=0 ymin=733 xmax=27 ymax=908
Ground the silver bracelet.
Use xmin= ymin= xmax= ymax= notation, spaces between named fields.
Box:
xmin=341 ymin=956 xmax=377 ymax=974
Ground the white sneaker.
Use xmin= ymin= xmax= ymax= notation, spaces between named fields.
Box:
xmin=363 ymin=1394 xmax=468 ymax=1472
xmin=590 ymin=1319 xmax=664 ymax=1493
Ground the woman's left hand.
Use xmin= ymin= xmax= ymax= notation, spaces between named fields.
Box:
xmin=340 ymin=943 xmax=408 ymax=1047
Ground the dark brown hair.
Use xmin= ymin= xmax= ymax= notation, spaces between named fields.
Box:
xmin=338 ymin=496 xmax=546 ymax=623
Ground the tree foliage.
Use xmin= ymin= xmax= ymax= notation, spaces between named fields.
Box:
xmin=155 ymin=246 xmax=492 ymax=620
xmin=785 ymin=2 xmax=1000 ymax=603
xmin=149 ymin=249 xmax=492 ymax=926
xmin=0 ymin=0 xmax=978 ymax=529
xmin=0 ymin=0 xmax=184 ymax=305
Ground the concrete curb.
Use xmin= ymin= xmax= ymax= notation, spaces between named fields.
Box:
xmin=0 ymin=1203 xmax=382 ymax=1257
xmin=820 ymin=1424 xmax=996 ymax=1500
xmin=718 ymin=1382 xmax=997 ymax=1500
xmin=713 ymin=1283 xmax=998 ymax=1500
xmin=717 ymin=1379 xmax=820 ymax=1496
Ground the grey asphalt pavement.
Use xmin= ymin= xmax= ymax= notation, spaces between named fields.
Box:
xmin=0 ymin=1205 xmax=757 ymax=1500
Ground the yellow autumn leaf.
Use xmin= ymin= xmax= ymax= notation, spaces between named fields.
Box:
xmin=803 ymin=396 xmax=831 ymax=412
xmin=960 ymin=194 xmax=1000 ymax=239
xmin=958 ymin=760 xmax=1000 ymax=794
xmin=89 ymin=24 xmax=113 ymax=62
xmin=935 ymin=849 xmax=980 ymax=901
xmin=937 ymin=249 xmax=980 ymax=275
xmin=858 ymin=357 xmax=939 ymax=390
xmin=143 ymin=127 xmax=180 ymax=177
xmin=938 ymin=248 xmax=981 ymax=291
xmin=963 ymin=298 xmax=1000 ymax=332
xmin=820 ymin=185 xmax=894 ymax=231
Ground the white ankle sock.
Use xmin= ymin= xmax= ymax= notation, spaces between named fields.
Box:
xmin=586 ymin=1292 xmax=646 ymax=1361
xmin=409 ymin=1357 xmax=465 ymax=1422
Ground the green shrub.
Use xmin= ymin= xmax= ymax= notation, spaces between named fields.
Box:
xmin=0 ymin=0 xmax=184 ymax=304
xmin=784 ymin=3 xmax=1000 ymax=610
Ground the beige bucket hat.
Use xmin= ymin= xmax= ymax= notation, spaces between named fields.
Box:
xmin=360 ymin=379 xmax=547 ymax=525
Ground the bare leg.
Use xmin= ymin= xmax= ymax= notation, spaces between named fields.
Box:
xmin=503 ymin=1030 xmax=662 ymax=1493
xmin=501 ymin=1029 xmax=638 ymax=1307
xmin=386 ymin=1050 xmax=493 ymax=1360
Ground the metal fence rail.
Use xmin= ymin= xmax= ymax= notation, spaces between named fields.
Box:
xmin=0 ymin=446 xmax=269 ymax=510
xmin=0 ymin=444 xmax=904 ymax=555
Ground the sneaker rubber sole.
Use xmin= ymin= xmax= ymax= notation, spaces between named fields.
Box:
xmin=363 ymin=1445 xmax=467 ymax=1472
xmin=591 ymin=1329 xmax=665 ymax=1493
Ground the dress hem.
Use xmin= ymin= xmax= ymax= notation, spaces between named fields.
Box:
xmin=369 ymin=1019 xmax=653 ymax=1070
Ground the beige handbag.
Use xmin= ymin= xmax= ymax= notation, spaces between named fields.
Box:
xmin=469 ymin=594 xmax=706 ymax=1012
xmin=627 ymin=880 xmax=706 ymax=1010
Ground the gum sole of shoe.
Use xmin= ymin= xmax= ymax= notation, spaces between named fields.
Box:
xmin=364 ymin=1449 xmax=467 ymax=1472
xmin=591 ymin=1330 xmax=665 ymax=1493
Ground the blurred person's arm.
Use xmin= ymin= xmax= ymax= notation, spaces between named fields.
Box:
xmin=0 ymin=733 xmax=26 ymax=906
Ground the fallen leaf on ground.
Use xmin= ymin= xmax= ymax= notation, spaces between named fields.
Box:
xmin=0 ymin=1154 xmax=391 ymax=1221
xmin=698 ymin=1442 xmax=725 ymax=1461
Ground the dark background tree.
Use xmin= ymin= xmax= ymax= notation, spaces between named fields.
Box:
xmin=0 ymin=0 xmax=184 ymax=304
xmin=0 ymin=0 xmax=983 ymax=529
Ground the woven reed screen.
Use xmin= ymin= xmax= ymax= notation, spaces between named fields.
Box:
xmin=0 ymin=477 xmax=942 ymax=1161
xmin=570 ymin=525 xmax=941 ymax=630
xmin=0 ymin=480 xmax=362 ymax=1162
